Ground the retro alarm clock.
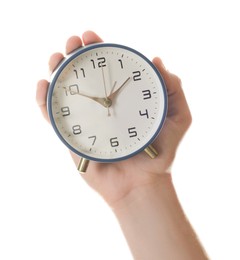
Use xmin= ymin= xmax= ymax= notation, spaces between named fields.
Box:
xmin=47 ymin=43 xmax=167 ymax=172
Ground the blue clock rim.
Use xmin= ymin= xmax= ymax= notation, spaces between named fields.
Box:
xmin=47 ymin=42 xmax=168 ymax=163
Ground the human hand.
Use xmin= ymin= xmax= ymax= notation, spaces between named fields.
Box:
xmin=36 ymin=31 xmax=191 ymax=207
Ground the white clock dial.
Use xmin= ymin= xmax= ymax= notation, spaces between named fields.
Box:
xmin=48 ymin=43 xmax=167 ymax=162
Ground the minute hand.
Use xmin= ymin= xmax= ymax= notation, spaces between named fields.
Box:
xmin=108 ymin=77 xmax=131 ymax=100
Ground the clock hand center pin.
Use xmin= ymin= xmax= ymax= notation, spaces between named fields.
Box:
xmin=101 ymin=81 xmax=117 ymax=108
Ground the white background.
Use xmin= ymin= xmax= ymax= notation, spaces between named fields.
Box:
xmin=0 ymin=0 xmax=239 ymax=259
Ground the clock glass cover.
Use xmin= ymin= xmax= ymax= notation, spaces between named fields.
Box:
xmin=47 ymin=43 xmax=167 ymax=162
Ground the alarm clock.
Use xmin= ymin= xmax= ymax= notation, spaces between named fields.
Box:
xmin=47 ymin=43 xmax=167 ymax=172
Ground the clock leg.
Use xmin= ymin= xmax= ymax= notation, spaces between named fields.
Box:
xmin=78 ymin=158 xmax=90 ymax=173
xmin=144 ymin=144 xmax=158 ymax=159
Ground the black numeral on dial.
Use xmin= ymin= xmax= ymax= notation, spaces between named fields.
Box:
xmin=61 ymin=106 xmax=70 ymax=116
xmin=110 ymin=137 xmax=119 ymax=147
xmin=65 ymin=84 xmax=79 ymax=96
xmin=142 ymin=90 xmax=152 ymax=100
xmin=72 ymin=125 xmax=82 ymax=135
xmin=139 ymin=109 xmax=149 ymax=118
xmin=132 ymin=71 xmax=141 ymax=81
xmin=74 ymin=68 xmax=85 ymax=78
xmin=88 ymin=135 xmax=96 ymax=146
xmin=91 ymin=57 xmax=106 ymax=69
xmin=128 ymin=127 xmax=137 ymax=138
xmin=118 ymin=59 xmax=123 ymax=69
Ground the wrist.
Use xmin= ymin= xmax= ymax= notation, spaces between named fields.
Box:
xmin=110 ymin=174 xmax=179 ymax=260
xmin=111 ymin=173 xmax=208 ymax=260
xmin=111 ymin=173 xmax=173 ymax=214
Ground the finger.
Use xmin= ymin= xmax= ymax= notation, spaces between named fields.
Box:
xmin=152 ymin=57 xmax=180 ymax=96
xmin=82 ymin=30 xmax=103 ymax=45
xmin=48 ymin=52 xmax=64 ymax=72
xmin=153 ymin=56 xmax=183 ymax=105
xmin=65 ymin=35 xmax=83 ymax=54
xmin=36 ymin=79 xmax=50 ymax=122
xmin=153 ymin=57 xmax=191 ymax=129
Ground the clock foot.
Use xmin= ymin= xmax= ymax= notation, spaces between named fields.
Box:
xmin=144 ymin=144 xmax=158 ymax=159
xmin=78 ymin=157 xmax=90 ymax=173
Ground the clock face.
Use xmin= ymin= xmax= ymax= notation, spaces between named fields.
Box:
xmin=48 ymin=43 xmax=167 ymax=162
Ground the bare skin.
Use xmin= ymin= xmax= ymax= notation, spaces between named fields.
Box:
xmin=36 ymin=31 xmax=208 ymax=260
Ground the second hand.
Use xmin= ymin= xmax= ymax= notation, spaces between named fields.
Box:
xmin=101 ymin=65 xmax=111 ymax=116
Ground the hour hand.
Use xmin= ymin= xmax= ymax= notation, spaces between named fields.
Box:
xmin=63 ymin=87 xmax=110 ymax=108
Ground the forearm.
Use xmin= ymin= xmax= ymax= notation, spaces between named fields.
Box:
xmin=112 ymin=174 xmax=208 ymax=260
